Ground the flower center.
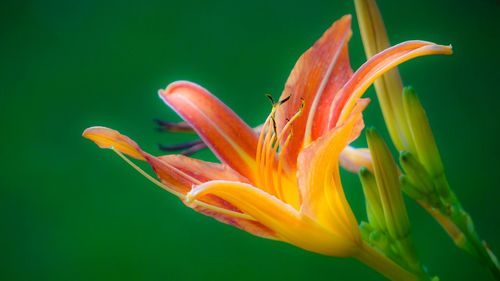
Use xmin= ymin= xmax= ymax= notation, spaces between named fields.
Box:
xmin=255 ymin=98 xmax=304 ymax=209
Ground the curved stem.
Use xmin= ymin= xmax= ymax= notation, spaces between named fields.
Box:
xmin=355 ymin=242 xmax=421 ymax=281
xmin=419 ymin=199 xmax=500 ymax=280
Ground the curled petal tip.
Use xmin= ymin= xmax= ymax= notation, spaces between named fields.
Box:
xmin=159 ymin=80 xmax=201 ymax=99
xmin=82 ymin=126 xmax=145 ymax=160
xmin=157 ymin=89 xmax=164 ymax=98
xmin=82 ymin=126 xmax=97 ymax=138
xmin=82 ymin=126 xmax=114 ymax=149
xmin=447 ymin=44 xmax=453 ymax=54
xmin=433 ymin=43 xmax=453 ymax=55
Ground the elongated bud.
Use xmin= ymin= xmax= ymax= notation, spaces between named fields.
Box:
xmin=359 ymin=167 xmax=386 ymax=230
xmin=354 ymin=0 xmax=414 ymax=152
xmin=399 ymin=151 xmax=435 ymax=195
xmin=403 ymin=87 xmax=444 ymax=178
xmin=366 ymin=128 xmax=410 ymax=239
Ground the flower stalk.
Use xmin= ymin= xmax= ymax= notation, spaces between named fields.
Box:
xmin=354 ymin=0 xmax=414 ymax=153
xmin=354 ymin=0 xmax=500 ymax=278
xmin=355 ymin=242 xmax=420 ymax=281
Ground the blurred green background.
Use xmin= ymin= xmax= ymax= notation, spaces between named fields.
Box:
xmin=1 ymin=0 xmax=499 ymax=280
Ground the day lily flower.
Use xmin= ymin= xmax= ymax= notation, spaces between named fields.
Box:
xmin=83 ymin=15 xmax=451 ymax=279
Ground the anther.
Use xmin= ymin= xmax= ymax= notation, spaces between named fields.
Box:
xmin=279 ymin=94 xmax=292 ymax=105
xmin=155 ymin=119 xmax=194 ymax=133
xmin=158 ymin=141 xmax=207 ymax=155
xmin=265 ymin=93 xmax=275 ymax=105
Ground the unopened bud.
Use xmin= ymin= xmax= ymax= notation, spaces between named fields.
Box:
xmin=354 ymin=0 xmax=414 ymax=152
xmin=359 ymin=167 xmax=386 ymax=230
xmin=366 ymin=128 xmax=410 ymax=239
xmin=403 ymin=87 xmax=444 ymax=177
xmin=399 ymin=151 xmax=435 ymax=195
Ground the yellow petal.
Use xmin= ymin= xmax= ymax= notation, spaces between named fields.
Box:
xmin=296 ymin=100 xmax=368 ymax=244
xmin=83 ymin=126 xmax=145 ymax=160
xmin=187 ymin=180 xmax=359 ymax=256
xmin=83 ymin=126 xmax=276 ymax=238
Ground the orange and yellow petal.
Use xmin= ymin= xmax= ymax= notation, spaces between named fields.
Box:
xmin=83 ymin=126 xmax=145 ymax=160
xmin=159 ymin=81 xmax=259 ymax=181
xmin=296 ymin=100 xmax=368 ymax=243
xmin=274 ymin=15 xmax=353 ymax=169
xmin=82 ymin=126 xmax=275 ymax=238
xmin=187 ymin=180 xmax=359 ymax=256
xmin=330 ymin=40 xmax=452 ymax=127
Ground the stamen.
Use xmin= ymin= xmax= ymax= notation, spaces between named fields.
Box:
xmin=275 ymin=99 xmax=305 ymax=145
xmin=261 ymin=121 xmax=276 ymax=192
xmin=275 ymin=132 xmax=293 ymax=200
xmin=155 ymin=119 xmax=194 ymax=133
xmin=271 ymin=116 xmax=278 ymax=137
xmin=255 ymin=98 xmax=305 ymax=203
xmin=113 ymin=148 xmax=185 ymax=198
xmin=256 ymin=119 xmax=270 ymax=181
xmin=268 ymin=103 xmax=303 ymax=201
xmin=265 ymin=93 xmax=275 ymax=105
xmin=264 ymin=129 xmax=278 ymax=195
xmin=256 ymin=107 xmax=276 ymax=190
xmin=279 ymin=94 xmax=292 ymax=105
xmin=111 ymin=148 xmax=256 ymax=221
xmin=178 ymin=142 xmax=209 ymax=156
xmin=158 ymin=140 xmax=205 ymax=151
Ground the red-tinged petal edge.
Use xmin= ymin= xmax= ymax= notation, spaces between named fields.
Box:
xmin=275 ymin=15 xmax=354 ymax=169
xmin=328 ymin=40 xmax=452 ymax=128
xmin=159 ymin=81 xmax=259 ymax=181
xmin=82 ymin=126 xmax=276 ymax=239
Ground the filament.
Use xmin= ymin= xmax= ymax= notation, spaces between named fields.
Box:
xmin=112 ymin=148 xmax=256 ymax=221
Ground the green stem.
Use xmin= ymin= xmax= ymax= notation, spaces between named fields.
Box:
xmin=419 ymin=196 xmax=500 ymax=280
xmin=394 ymin=237 xmax=423 ymax=275
xmin=355 ymin=242 xmax=422 ymax=281
xmin=463 ymin=222 xmax=500 ymax=280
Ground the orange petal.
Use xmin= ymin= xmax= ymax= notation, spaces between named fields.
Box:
xmin=296 ymin=100 xmax=368 ymax=243
xmin=187 ymin=180 xmax=359 ymax=256
xmin=158 ymin=154 xmax=250 ymax=185
xmin=83 ymin=126 xmax=201 ymax=193
xmin=83 ymin=126 xmax=275 ymax=238
xmin=275 ymin=15 xmax=353 ymax=169
xmin=83 ymin=126 xmax=145 ymax=160
xmin=159 ymin=81 xmax=259 ymax=181
xmin=328 ymin=40 xmax=452 ymax=128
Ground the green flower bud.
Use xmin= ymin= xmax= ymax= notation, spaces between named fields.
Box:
xmin=359 ymin=167 xmax=386 ymax=230
xmin=366 ymin=128 xmax=410 ymax=239
xmin=403 ymin=87 xmax=444 ymax=177
xmin=354 ymin=0 xmax=415 ymax=152
xmin=399 ymin=151 xmax=435 ymax=195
